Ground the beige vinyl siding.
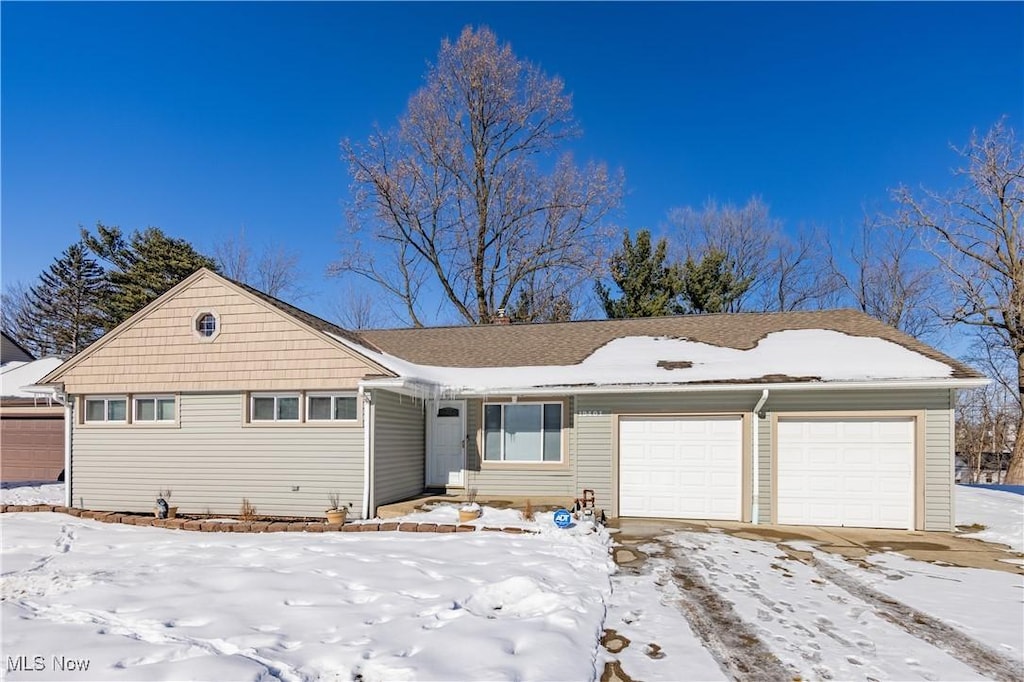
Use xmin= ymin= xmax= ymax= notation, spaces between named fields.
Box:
xmin=463 ymin=397 xmax=577 ymax=497
xmin=70 ymin=392 xmax=364 ymax=518
xmin=765 ymin=388 xmax=953 ymax=531
xmin=372 ymin=390 xmax=425 ymax=509
xmin=576 ymin=392 xmax=763 ymax=518
xmin=57 ymin=273 xmax=380 ymax=394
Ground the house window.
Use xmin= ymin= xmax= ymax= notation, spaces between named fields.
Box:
xmin=483 ymin=402 xmax=562 ymax=462
xmin=134 ymin=396 xmax=176 ymax=423
xmin=195 ymin=313 xmax=217 ymax=337
xmin=307 ymin=394 xmax=358 ymax=421
xmin=251 ymin=394 xmax=300 ymax=422
xmin=84 ymin=397 xmax=128 ymax=423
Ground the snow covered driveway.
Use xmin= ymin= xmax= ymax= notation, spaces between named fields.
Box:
xmin=2 ymin=513 xmax=613 ymax=681
xmin=660 ymin=531 xmax=1022 ymax=681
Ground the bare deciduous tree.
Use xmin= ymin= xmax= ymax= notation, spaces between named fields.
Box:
xmin=214 ymin=228 xmax=306 ymax=302
xmin=330 ymin=285 xmax=385 ymax=331
xmin=893 ymin=119 xmax=1023 ymax=483
xmin=1 ymin=281 xmax=32 ymax=347
xmin=668 ymin=198 xmax=833 ymax=312
xmin=333 ymin=26 xmax=622 ymax=326
xmin=828 ymin=217 xmax=938 ymax=338
xmin=956 ymin=385 xmax=1016 ymax=484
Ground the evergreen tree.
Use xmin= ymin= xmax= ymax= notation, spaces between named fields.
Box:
xmin=82 ymin=224 xmax=217 ymax=329
xmin=678 ymin=248 xmax=754 ymax=314
xmin=596 ymin=229 xmax=683 ymax=319
xmin=16 ymin=243 xmax=106 ymax=357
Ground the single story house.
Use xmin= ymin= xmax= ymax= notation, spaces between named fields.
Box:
xmin=1 ymin=332 xmax=65 ymax=482
xmin=38 ymin=269 xmax=986 ymax=531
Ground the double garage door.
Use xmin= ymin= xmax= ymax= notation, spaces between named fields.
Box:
xmin=618 ymin=415 xmax=915 ymax=529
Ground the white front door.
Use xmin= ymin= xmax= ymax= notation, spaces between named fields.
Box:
xmin=428 ymin=400 xmax=466 ymax=487
xmin=619 ymin=416 xmax=744 ymax=520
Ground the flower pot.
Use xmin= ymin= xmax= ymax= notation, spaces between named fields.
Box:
xmin=326 ymin=509 xmax=347 ymax=524
xmin=458 ymin=508 xmax=481 ymax=523
xmin=153 ymin=506 xmax=178 ymax=520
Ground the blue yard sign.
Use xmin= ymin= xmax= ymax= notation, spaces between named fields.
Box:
xmin=553 ymin=508 xmax=573 ymax=528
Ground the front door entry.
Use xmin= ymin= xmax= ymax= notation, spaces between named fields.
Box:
xmin=428 ymin=400 xmax=466 ymax=487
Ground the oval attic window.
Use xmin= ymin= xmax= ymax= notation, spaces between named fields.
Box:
xmin=195 ymin=313 xmax=218 ymax=337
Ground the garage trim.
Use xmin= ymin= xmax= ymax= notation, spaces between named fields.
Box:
xmin=769 ymin=410 xmax=925 ymax=530
xmin=613 ymin=412 xmax=752 ymax=522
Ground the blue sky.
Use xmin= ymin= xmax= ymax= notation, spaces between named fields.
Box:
xmin=3 ymin=2 xmax=1022 ymax=324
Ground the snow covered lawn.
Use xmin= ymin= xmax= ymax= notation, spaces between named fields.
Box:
xmin=2 ymin=513 xmax=613 ymax=681
xmin=956 ymin=484 xmax=1024 ymax=552
xmin=0 ymin=482 xmax=65 ymax=506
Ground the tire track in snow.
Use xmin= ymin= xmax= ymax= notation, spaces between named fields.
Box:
xmin=800 ymin=551 xmax=1024 ymax=682
xmin=646 ymin=540 xmax=796 ymax=681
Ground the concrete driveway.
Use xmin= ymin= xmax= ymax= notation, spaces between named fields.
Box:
xmin=608 ymin=518 xmax=1024 ymax=574
xmin=601 ymin=519 xmax=1023 ymax=682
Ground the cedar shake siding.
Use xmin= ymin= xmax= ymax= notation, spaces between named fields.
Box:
xmin=50 ymin=272 xmax=388 ymax=395
xmin=69 ymin=392 xmax=365 ymax=518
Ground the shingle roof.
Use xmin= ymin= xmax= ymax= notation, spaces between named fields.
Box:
xmin=358 ymin=310 xmax=982 ymax=379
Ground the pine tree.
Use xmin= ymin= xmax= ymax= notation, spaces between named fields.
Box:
xmin=678 ymin=248 xmax=754 ymax=314
xmin=16 ymin=243 xmax=106 ymax=358
xmin=82 ymin=224 xmax=217 ymax=330
xmin=596 ymin=229 xmax=684 ymax=319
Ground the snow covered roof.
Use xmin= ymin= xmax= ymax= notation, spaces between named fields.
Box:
xmin=1 ymin=357 xmax=65 ymax=398
xmin=334 ymin=328 xmax=974 ymax=395
xmin=359 ymin=310 xmax=979 ymax=377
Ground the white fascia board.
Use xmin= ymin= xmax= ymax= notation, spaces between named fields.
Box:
xmin=360 ymin=376 xmax=989 ymax=397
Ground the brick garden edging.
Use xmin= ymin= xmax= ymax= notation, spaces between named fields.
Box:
xmin=0 ymin=505 xmax=535 ymax=535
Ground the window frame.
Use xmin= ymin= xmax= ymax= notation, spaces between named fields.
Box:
xmin=306 ymin=393 xmax=359 ymax=423
xmin=133 ymin=395 xmax=177 ymax=424
xmin=249 ymin=393 xmax=302 ymax=423
xmin=83 ymin=396 xmax=129 ymax=424
xmin=481 ymin=400 xmax=565 ymax=465
xmin=191 ymin=309 xmax=221 ymax=342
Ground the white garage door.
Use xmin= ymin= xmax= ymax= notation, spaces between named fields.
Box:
xmin=776 ymin=418 xmax=914 ymax=529
xmin=619 ymin=416 xmax=743 ymax=520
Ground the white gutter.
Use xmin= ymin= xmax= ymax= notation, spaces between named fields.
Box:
xmin=64 ymin=397 xmax=73 ymax=508
xmin=751 ymin=389 xmax=770 ymax=523
xmin=360 ymin=387 xmax=375 ymax=520
xmin=359 ymin=376 xmax=988 ymax=397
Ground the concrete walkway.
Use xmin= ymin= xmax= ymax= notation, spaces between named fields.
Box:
xmin=608 ymin=518 xmax=1024 ymax=574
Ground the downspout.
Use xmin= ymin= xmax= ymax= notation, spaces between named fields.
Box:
xmin=751 ymin=389 xmax=770 ymax=524
xmin=360 ymin=387 xmax=375 ymax=520
xmin=64 ymin=396 xmax=73 ymax=508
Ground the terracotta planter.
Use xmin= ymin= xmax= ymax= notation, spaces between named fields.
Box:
xmin=458 ymin=509 xmax=481 ymax=523
xmin=326 ymin=509 xmax=347 ymax=524
xmin=153 ymin=506 xmax=179 ymax=520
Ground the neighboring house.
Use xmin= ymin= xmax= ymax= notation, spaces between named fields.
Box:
xmin=1 ymin=332 xmax=66 ymax=482
xmin=955 ymin=453 xmax=1011 ymax=484
xmin=39 ymin=269 xmax=986 ymax=530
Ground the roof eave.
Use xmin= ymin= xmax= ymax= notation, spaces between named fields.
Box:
xmin=359 ymin=376 xmax=989 ymax=397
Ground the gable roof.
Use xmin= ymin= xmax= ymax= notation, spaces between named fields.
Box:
xmin=36 ymin=266 xmax=984 ymax=394
xmin=359 ymin=310 xmax=981 ymax=379
xmin=1 ymin=331 xmax=35 ymax=363
xmin=39 ymin=268 xmax=395 ymax=386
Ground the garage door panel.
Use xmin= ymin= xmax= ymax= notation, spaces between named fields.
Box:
xmin=777 ymin=417 xmax=914 ymax=529
xmin=619 ymin=416 xmax=743 ymax=521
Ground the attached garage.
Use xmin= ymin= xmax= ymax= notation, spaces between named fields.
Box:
xmin=618 ymin=415 xmax=746 ymax=521
xmin=775 ymin=416 xmax=917 ymax=529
